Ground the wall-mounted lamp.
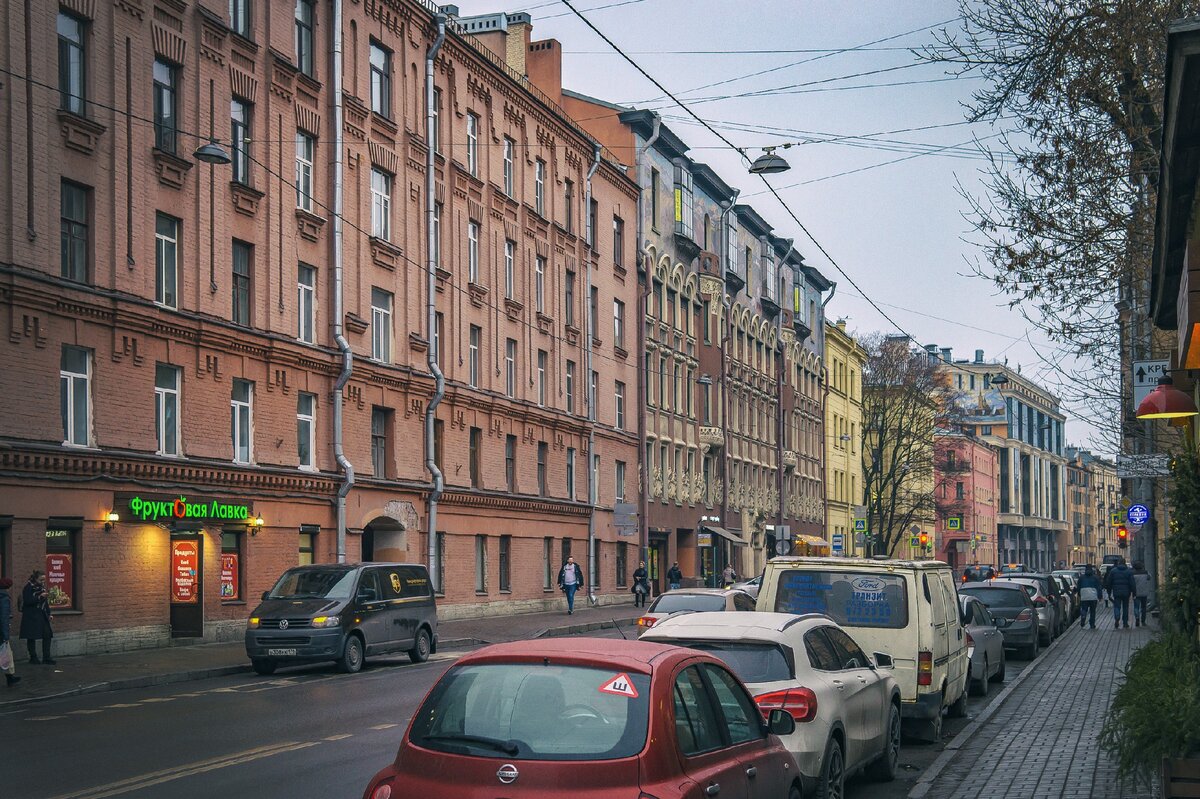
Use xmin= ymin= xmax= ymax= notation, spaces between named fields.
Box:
xmin=104 ymin=511 xmax=120 ymax=532
xmin=247 ymin=515 xmax=265 ymax=536
xmin=1136 ymin=375 xmax=1199 ymax=420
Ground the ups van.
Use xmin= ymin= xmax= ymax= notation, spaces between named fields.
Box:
xmin=245 ymin=563 xmax=437 ymax=675
xmin=756 ymin=556 xmax=969 ymax=742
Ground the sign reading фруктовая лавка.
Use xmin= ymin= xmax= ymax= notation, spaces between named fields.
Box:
xmin=117 ymin=493 xmax=253 ymax=523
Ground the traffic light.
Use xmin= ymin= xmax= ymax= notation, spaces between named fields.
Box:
xmin=1117 ymin=526 xmax=1129 ymax=549
xmin=918 ymin=532 xmax=929 ymax=548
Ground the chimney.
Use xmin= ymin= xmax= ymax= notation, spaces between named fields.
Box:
xmin=940 ymin=347 xmax=952 ymax=362
xmin=974 ymin=349 xmax=984 ymax=364
xmin=924 ymin=344 xmax=938 ymax=357
xmin=526 ymin=38 xmax=562 ymax=101
xmin=506 ymin=13 xmax=532 ymax=75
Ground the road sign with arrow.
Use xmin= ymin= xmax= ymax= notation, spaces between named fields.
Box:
xmin=1133 ymin=359 xmax=1169 ymax=409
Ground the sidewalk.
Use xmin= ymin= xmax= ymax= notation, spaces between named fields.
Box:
xmin=910 ymin=605 xmax=1157 ymax=799
xmin=0 ymin=602 xmax=644 ymax=707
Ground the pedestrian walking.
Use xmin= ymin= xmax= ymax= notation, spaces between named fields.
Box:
xmin=19 ymin=570 xmax=54 ymax=664
xmin=1105 ymin=557 xmax=1135 ymax=630
xmin=556 ymin=556 xmax=584 ymax=615
xmin=1076 ymin=564 xmax=1101 ymax=630
xmin=631 ymin=561 xmax=649 ymax=608
xmin=1132 ymin=561 xmax=1152 ymax=627
xmin=666 ymin=562 xmax=683 ymax=591
xmin=0 ymin=577 xmax=19 ymax=686
xmin=722 ymin=564 xmax=737 ymax=588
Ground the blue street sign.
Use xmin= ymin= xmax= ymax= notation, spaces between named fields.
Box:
xmin=853 ymin=519 xmax=866 ymax=532
xmin=1127 ymin=504 xmax=1150 ymax=526
xmin=831 ymin=534 xmax=844 ymax=551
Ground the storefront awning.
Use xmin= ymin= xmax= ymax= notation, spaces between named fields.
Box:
xmin=702 ymin=525 xmax=747 ymax=546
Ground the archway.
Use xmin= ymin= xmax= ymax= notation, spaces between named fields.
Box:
xmin=362 ymin=516 xmax=407 ymax=563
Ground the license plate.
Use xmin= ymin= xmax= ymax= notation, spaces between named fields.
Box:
xmin=267 ymin=648 xmax=297 ymax=656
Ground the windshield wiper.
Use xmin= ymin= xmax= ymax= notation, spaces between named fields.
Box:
xmin=420 ymin=734 xmax=519 ymax=755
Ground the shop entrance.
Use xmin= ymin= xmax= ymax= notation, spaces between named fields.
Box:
xmin=647 ymin=538 xmax=666 ymax=596
xmin=169 ymin=533 xmax=203 ymax=638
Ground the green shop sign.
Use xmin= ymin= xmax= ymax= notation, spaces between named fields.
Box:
xmin=117 ymin=493 xmax=253 ymax=523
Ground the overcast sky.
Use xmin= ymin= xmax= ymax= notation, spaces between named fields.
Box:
xmin=448 ymin=0 xmax=1102 ymax=449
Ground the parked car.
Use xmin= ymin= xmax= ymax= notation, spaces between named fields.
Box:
xmin=960 ymin=581 xmax=1039 ymax=660
xmin=992 ymin=578 xmax=1057 ymax=646
xmin=1051 ymin=572 xmax=1080 ymax=621
xmin=642 ymin=611 xmax=902 ymax=798
xmin=1004 ymin=573 xmax=1069 ymax=636
xmin=246 ymin=563 xmax=438 ymax=675
xmin=732 ymin=574 xmax=763 ymax=599
xmin=962 ymin=564 xmax=997 ymax=582
xmin=756 ymin=557 xmax=969 ymax=743
xmin=636 ymin=587 xmax=756 ymax=635
xmin=958 ymin=594 xmax=1006 ymax=696
xmin=361 ymin=638 xmax=802 ymax=799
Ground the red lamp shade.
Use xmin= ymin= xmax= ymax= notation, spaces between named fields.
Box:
xmin=1135 ymin=376 xmax=1199 ymax=420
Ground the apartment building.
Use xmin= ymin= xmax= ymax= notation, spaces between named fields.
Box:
xmin=824 ymin=320 xmax=867 ymax=555
xmin=1066 ymin=448 xmax=1123 ymax=565
xmin=933 ymin=431 xmax=999 ymax=570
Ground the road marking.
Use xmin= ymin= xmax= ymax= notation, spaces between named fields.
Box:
xmin=28 ymin=715 xmax=64 ymax=721
xmin=68 ymin=709 xmax=104 ymax=714
xmin=105 ymin=703 xmax=140 ymax=708
xmin=371 ymin=723 xmax=399 ymax=730
xmin=138 ymin=697 xmax=175 ymax=703
xmin=324 ymin=733 xmax=353 ymax=741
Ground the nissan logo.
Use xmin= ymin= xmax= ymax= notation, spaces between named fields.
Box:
xmin=278 ymin=619 xmax=289 ymax=630
xmin=497 ymin=764 xmax=519 ymax=784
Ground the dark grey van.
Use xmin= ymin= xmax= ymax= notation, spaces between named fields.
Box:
xmin=245 ymin=562 xmax=437 ymax=675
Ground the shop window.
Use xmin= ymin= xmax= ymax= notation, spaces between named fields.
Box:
xmin=220 ymin=530 xmax=242 ymax=601
xmin=45 ymin=523 xmax=80 ymax=610
xmin=543 ymin=537 xmax=552 ymax=589
xmin=299 ymin=525 xmax=318 ymax=565
xmin=475 ymin=534 xmax=487 ymax=592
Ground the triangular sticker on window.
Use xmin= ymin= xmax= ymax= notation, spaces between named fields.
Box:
xmin=598 ymin=672 xmax=638 ymax=698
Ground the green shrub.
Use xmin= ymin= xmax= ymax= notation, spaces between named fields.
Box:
xmin=1101 ymin=632 xmax=1200 ymax=782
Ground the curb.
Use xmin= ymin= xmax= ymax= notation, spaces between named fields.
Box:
xmin=906 ymin=623 xmax=1071 ymax=799
xmin=533 ymin=616 xmax=636 ymax=639
xmin=0 ymin=664 xmax=252 ymax=708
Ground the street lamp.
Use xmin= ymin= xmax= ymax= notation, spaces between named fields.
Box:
xmin=193 ymin=139 xmax=232 ymax=165
xmin=748 ymin=146 xmax=791 ymax=175
xmin=1135 ymin=375 xmax=1198 ymax=420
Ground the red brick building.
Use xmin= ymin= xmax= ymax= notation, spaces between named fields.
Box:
xmin=0 ymin=0 xmax=638 ymax=654
xmin=933 ymin=432 xmax=999 ymax=570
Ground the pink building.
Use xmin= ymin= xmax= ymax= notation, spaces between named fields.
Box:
xmin=934 ymin=432 xmax=999 ymax=571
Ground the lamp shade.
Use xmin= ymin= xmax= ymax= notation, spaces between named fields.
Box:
xmin=1135 ymin=376 xmax=1199 ymax=420
xmin=749 ymin=149 xmax=790 ymax=175
xmin=193 ymin=139 xmax=232 ymax=165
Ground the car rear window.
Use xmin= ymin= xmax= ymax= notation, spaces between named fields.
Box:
xmin=961 ymin=587 xmax=1026 ymax=608
xmin=409 ymin=663 xmax=650 ymax=760
xmin=771 ymin=570 xmax=908 ymax=629
xmin=648 ymin=593 xmax=726 ymax=613
xmin=678 ymin=642 xmax=793 ymax=684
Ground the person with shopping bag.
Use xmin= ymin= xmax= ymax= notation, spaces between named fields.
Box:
xmin=0 ymin=577 xmax=19 ymax=686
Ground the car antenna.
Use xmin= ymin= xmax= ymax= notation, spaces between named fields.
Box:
xmin=613 ymin=619 xmax=628 ymax=640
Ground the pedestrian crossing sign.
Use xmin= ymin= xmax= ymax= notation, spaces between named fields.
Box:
xmin=947 ymin=517 xmax=962 ymax=530
xmin=1110 ymin=512 xmax=1123 ymax=527
xmin=853 ymin=519 xmax=867 ymax=532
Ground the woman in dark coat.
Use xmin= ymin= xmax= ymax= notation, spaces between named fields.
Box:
xmin=19 ymin=570 xmax=54 ymax=665
xmin=0 ymin=577 xmax=19 ymax=685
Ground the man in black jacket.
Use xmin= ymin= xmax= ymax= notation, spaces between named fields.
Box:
xmin=1106 ymin=558 xmax=1135 ymax=629
xmin=667 ymin=562 xmax=683 ymax=591
xmin=556 ymin=557 xmax=584 ymax=615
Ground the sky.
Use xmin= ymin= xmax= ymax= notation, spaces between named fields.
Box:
xmin=448 ymin=0 xmax=1102 ymax=449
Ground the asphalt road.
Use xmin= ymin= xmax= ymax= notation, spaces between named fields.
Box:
xmin=1 ymin=632 xmax=1036 ymax=799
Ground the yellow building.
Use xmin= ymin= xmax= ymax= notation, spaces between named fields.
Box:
xmin=824 ymin=321 xmax=867 ymax=555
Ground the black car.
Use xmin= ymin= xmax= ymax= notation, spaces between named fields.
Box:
xmin=960 ymin=581 xmax=1040 ymax=659
xmin=962 ymin=564 xmax=997 ymax=582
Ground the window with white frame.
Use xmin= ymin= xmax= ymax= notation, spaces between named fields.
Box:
xmin=616 ymin=460 xmax=626 ymax=502
xmin=505 ymin=338 xmax=517 ymax=398
xmin=58 ymin=12 xmax=86 ymax=115
xmin=230 ymin=98 xmax=251 ymax=184
xmin=534 ymin=158 xmax=545 ymax=216
xmin=297 ymin=391 xmax=315 ymax=469
xmin=295 ymin=131 xmax=314 ymax=211
xmin=60 ymin=346 xmax=91 ymax=446
xmin=615 ymin=381 xmax=626 ymax=430
xmin=371 ymin=287 xmax=392 ymax=362
xmin=370 ymin=168 xmax=391 ymax=240
xmin=297 ymin=263 xmax=315 ymax=343
xmin=467 ymin=220 xmax=480 ymax=283
xmin=433 ymin=202 xmax=442 ymax=269
xmin=466 ymin=112 xmax=479 ymax=176
xmin=613 ymin=298 xmax=625 ymax=349
xmin=726 ymin=217 xmax=738 ymax=276
xmin=468 ymin=325 xmax=480 ymax=387
xmin=231 ymin=379 xmax=253 ymax=464
xmin=155 ymin=363 xmax=180 ymax=456
xmin=566 ymin=360 xmax=576 ymax=414
xmin=155 ymin=213 xmax=179 ymax=308
xmin=535 ymin=255 xmax=546 ymax=313
xmin=503 ymin=137 xmax=514 ymax=196
xmin=537 ymin=349 xmax=547 ymax=406
xmin=504 ymin=239 xmax=515 ymax=300
xmin=369 ymin=41 xmax=390 ymax=117
xmin=431 ymin=87 xmax=441 ymax=152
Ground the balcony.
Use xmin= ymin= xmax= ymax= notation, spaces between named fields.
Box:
xmin=793 ymin=316 xmax=811 ymax=341
xmin=761 ymin=293 xmax=781 ymax=319
xmin=699 ymin=426 xmax=724 ymax=451
xmin=782 ymin=450 xmax=798 ymax=471
xmin=724 ymin=268 xmax=746 ymax=294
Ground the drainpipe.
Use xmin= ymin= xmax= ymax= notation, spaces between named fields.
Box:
xmin=332 ymin=0 xmax=354 ymax=563
xmin=820 ymin=282 xmax=837 ymax=550
xmin=636 ymin=116 xmax=661 ymax=571
xmin=718 ymin=191 xmax=738 ymax=567
xmin=585 ymin=141 xmax=601 ymax=600
xmin=425 ymin=14 xmax=447 ymax=592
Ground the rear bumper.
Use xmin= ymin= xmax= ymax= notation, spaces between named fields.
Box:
xmin=900 ymin=689 xmax=942 ymax=720
xmin=245 ymin=628 xmax=345 ymax=661
xmin=998 ymin=622 xmax=1037 ymax=648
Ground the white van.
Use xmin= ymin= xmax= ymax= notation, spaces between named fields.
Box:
xmin=756 ymin=556 xmax=969 ymax=742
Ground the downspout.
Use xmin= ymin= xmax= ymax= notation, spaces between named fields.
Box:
xmin=425 ymin=14 xmax=448 ymax=593
xmin=718 ymin=191 xmax=738 ymax=564
xmin=636 ymin=116 xmax=661 ymax=572
xmin=820 ymin=282 xmax=837 ymax=550
xmin=585 ymin=141 xmax=601 ymax=600
xmin=775 ymin=242 xmax=792 ymax=556
xmin=332 ymin=0 xmax=354 ymax=563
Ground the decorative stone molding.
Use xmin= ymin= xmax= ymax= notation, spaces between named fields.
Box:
xmin=152 ymin=21 xmax=187 ymax=63
xmin=782 ymin=450 xmax=798 ymax=471
xmin=651 ymin=466 xmax=663 ymax=498
xmin=229 ymin=181 xmax=263 ymax=216
xmin=504 ymin=297 xmax=524 ymax=321
xmin=435 ymin=267 xmax=452 ymax=294
xmin=699 ymin=426 xmax=724 ymax=451
xmin=565 ymin=324 xmax=580 ymax=346
xmin=295 ymin=209 xmax=326 ymax=242
xmin=152 ymin=148 xmax=192 ymax=189
xmin=58 ymin=111 xmax=105 ymax=154
xmin=468 ymin=282 xmax=489 ymax=308
xmin=369 ymin=237 xmax=402 ymax=270
xmin=536 ymin=312 xmax=553 ymax=334
xmin=344 ymin=312 xmax=368 ymax=335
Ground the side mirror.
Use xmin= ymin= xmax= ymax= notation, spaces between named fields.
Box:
xmin=873 ymin=652 xmax=894 ymax=669
xmin=767 ymin=708 xmax=796 ymax=736
xmin=261 ymin=590 xmax=270 ymax=601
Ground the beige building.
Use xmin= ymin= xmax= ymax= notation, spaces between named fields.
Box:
xmin=824 ymin=320 xmax=866 ymax=555
xmin=1066 ymin=449 xmax=1123 ymax=565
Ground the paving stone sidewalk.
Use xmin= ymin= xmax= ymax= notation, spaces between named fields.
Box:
xmin=915 ymin=607 xmax=1157 ymax=799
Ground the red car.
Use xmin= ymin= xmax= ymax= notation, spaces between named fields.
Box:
xmin=363 ymin=637 xmax=802 ymax=799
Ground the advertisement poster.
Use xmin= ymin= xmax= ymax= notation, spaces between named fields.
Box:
xmin=220 ymin=553 xmax=239 ymax=600
xmin=45 ymin=553 xmax=73 ymax=609
xmin=171 ymin=540 xmax=200 ymax=604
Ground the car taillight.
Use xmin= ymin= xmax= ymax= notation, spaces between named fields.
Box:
xmin=1016 ymin=609 xmax=1033 ymax=621
xmin=918 ymin=650 xmax=933 ymax=686
xmin=369 ymin=783 xmax=393 ymax=799
xmin=637 ymin=616 xmax=657 ymax=628
xmin=755 ymin=687 xmax=818 ymax=723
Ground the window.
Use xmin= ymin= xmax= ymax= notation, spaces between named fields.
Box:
xmin=613 ymin=299 xmax=625 ymax=349
xmin=431 ymin=87 xmax=441 ymax=152
xmin=535 ymin=158 xmax=545 ymax=215
xmin=588 ymin=197 xmax=598 ymax=248
xmin=370 ymin=168 xmax=391 ymax=240
xmin=58 ymin=346 xmax=91 ymax=447
xmin=505 ymin=434 xmax=517 ymax=492
xmin=467 ymin=220 xmax=480 ymax=283
xmin=230 ymin=98 xmax=251 ymax=184
xmin=566 ymin=360 xmax=576 ymax=414
xmin=371 ymin=288 xmax=392 ymax=362
xmin=153 ymin=59 xmax=177 ymax=153
xmin=155 ymin=363 xmax=180 ymax=456
xmin=433 ymin=311 xmax=444 ymax=362
xmin=616 ymin=460 xmax=626 ymax=501
xmin=295 ymin=0 xmax=314 ymax=77
xmin=295 ymin=132 xmax=314 ymax=211
xmin=155 ymin=213 xmax=179 ymax=308
xmin=232 ymin=240 xmax=252 ymax=326
xmin=45 ymin=527 xmax=79 ymax=610
xmin=537 ymin=349 xmax=547 ymax=406
xmin=298 ymin=526 xmax=317 ymax=565
xmin=650 ymin=168 xmax=662 ymax=231
xmin=297 ymin=392 xmax=315 ymax=469
xmin=613 ymin=216 xmax=624 ymax=268
xmin=499 ymin=535 xmax=511 ymax=591
xmin=701 ymin=664 xmax=763 ymax=745
xmin=475 ymin=535 xmax=487 ymax=592
xmin=297 ymin=263 xmax=315 ymax=343
xmin=230 ymin=0 xmax=251 ymax=36
xmin=371 ymin=407 xmax=390 ymax=476
xmin=60 ymin=181 xmax=89 ymax=282
xmin=58 ymin=12 xmax=86 ymax=114
xmin=956 ymin=481 xmax=965 ymax=500
xmin=535 ymin=255 xmax=546 ymax=312
xmin=565 ymin=270 xmax=576 ymax=327
xmin=468 ymin=325 xmax=481 ymax=387
xmin=566 ymin=447 xmax=576 ymax=499
xmin=505 ymin=239 xmax=516 ymax=300
xmin=434 ymin=418 xmax=444 ymax=472
xmin=466 ymin=112 xmax=479 ymax=175
xmin=230 ymin=379 xmax=253 ymax=463
xmin=220 ymin=531 xmax=242 ymax=601
xmin=543 ymin=538 xmax=553 ymax=589
xmin=562 ymin=537 xmax=573 ymax=562
xmin=537 ymin=442 xmax=548 ymax=496
xmin=674 ymin=164 xmax=694 ymax=239
xmin=505 ymin=338 xmax=517 ymax=398
xmin=503 ymin=137 xmax=514 ymax=196
xmin=615 ymin=381 xmax=626 ymax=430
xmin=469 ymin=427 xmax=482 ymax=487
xmin=673 ymin=667 xmax=723 ymax=755
xmin=589 ymin=287 xmax=598 ymax=341
xmin=564 ymin=179 xmax=574 ymax=232
xmin=369 ymin=42 xmax=390 ymax=117
xmin=432 ymin=202 xmax=442 ymax=269
xmin=616 ymin=542 xmax=627 ymax=586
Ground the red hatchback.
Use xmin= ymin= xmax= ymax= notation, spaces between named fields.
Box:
xmin=363 ymin=637 xmax=802 ymax=799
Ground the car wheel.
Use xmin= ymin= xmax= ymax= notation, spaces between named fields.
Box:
xmin=337 ymin=635 xmax=364 ymax=674
xmin=788 ymin=785 xmax=803 ymax=799
xmin=1039 ymin=625 xmax=1052 ymax=646
xmin=816 ymin=738 xmax=845 ymax=799
xmin=991 ymin=652 xmax=1007 ymax=683
xmin=408 ymin=627 xmax=431 ymax=664
xmin=947 ymin=680 xmax=968 ymax=718
xmin=972 ymin=658 xmax=989 ymax=697
xmin=865 ymin=703 xmax=900 ymax=782
xmin=251 ymin=658 xmax=277 ymax=676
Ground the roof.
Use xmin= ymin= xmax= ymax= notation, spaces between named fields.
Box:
xmin=767 ymin=556 xmax=949 ymax=571
xmin=458 ymin=637 xmax=684 ymax=672
xmin=617 ymin=109 xmax=690 ymax=160
xmin=733 ymin=203 xmax=773 ymax=237
xmin=641 ymin=611 xmax=830 ymax=640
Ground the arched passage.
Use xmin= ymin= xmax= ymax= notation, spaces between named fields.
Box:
xmin=362 ymin=515 xmax=407 ymax=563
